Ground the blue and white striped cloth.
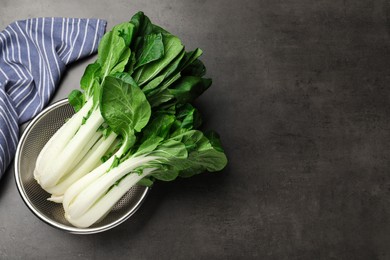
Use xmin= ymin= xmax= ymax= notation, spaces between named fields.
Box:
xmin=0 ymin=17 xmax=107 ymax=179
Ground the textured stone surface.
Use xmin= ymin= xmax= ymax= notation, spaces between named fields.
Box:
xmin=1 ymin=0 xmax=390 ymax=259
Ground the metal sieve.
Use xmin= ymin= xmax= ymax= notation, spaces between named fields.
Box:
xmin=14 ymin=99 xmax=149 ymax=234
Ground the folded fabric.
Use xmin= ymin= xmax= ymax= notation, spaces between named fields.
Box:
xmin=0 ymin=17 xmax=107 ymax=179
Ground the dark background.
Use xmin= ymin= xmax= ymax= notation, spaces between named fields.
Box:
xmin=1 ymin=0 xmax=390 ymax=259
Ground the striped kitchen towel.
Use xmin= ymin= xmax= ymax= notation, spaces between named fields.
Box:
xmin=0 ymin=17 xmax=107 ymax=179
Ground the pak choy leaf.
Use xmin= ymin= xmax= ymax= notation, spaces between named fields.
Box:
xmin=112 ymin=71 xmax=138 ymax=87
xmin=77 ymin=23 xmax=135 ymax=105
xmin=141 ymin=48 xmax=203 ymax=95
xmin=175 ymin=103 xmax=202 ymax=130
xmin=145 ymin=48 xmax=203 ymax=96
xmin=134 ymin=33 xmax=164 ymax=70
xmin=97 ymin=22 xmax=133 ymax=79
xmin=138 ymin=50 xmax=209 ymax=109
xmin=133 ymin=34 xmax=184 ymax=86
xmin=178 ymin=48 xmax=203 ymax=72
xmin=129 ymin=106 xmax=226 ymax=182
xmin=114 ymin=22 xmax=135 ymax=47
xmin=130 ymin=11 xmax=170 ymax=37
xmin=68 ymin=89 xmax=85 ymax=112
xmin=130 ymin=11 xmax=154 ymax=39
xmin=100 ymin=76 xmax=151 ymax=152
xmin=182 ymin=59 xmax=206 ymax=77
xmin=141 ymin=49 xmax=185 ymax=96
xmin=129 ymin=129 xmax=227 ymax=182
xmin=79 ymin=63 xmax=101 ymax=99
xmin=168 ymin=76 xmax=212 ymax=105
xmin=141 ymin=139 xmax=188 ymax=181
xmin=133 ymin=113 xmax=176 ymax=156
xmin=171 ymin=130 xmax=228 ymax=178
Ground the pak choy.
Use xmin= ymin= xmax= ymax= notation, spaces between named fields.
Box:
xmin=34 ymin=12 xmax=214 ymax=201
xmin=33 ymin=12 xmax=227 ymax=228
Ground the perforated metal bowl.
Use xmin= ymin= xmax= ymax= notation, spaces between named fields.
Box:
xmin=14 ymin=99 xmax=149 ymax=234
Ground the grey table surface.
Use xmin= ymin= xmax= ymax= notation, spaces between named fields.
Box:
xmin=1 ymin=0 xmax=390 ymax=259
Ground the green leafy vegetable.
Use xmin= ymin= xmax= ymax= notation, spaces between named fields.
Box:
xmin=34 ymin=11 xmax=227 ymax=229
